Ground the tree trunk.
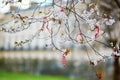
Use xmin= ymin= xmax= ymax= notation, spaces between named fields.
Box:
xmin=113 ymin=57 xmax=120 ymax=80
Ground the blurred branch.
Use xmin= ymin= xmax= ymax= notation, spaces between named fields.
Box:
xmin=115 ymin=0 xmax=120 ymax=8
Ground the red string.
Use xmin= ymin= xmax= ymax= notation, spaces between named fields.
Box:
xmin=60 ymin=7 xmax=65 ymax=12
xmin=41 ymin=22 xmax=45 ymax=31
xmin=46 ymin=22 xmax=51 ymax=33
xmin=62 ymin=53 xmax=66 ymax=68
xmin=75 ymin=32 xmax=84 ymax=43
xmin=94 ymin=25 xmax=100 ymax=39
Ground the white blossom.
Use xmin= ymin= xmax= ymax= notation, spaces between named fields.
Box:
xmin=86 ymin=19 xmax=97 ymax=28
xmin=112 ymin=51 xmax=120 ymax=57
xmin=81 ymin=8 xmax=98 ymax=28
xmin=105 ymin=19 xmax=115 ymax=25
xmin=103 ymin=56 xmax=112 ymax=62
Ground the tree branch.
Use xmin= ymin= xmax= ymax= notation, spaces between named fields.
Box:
xmin=115 ymin=0 xmax=120 ymax=8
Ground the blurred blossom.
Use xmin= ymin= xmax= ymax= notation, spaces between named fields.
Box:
xmin=103 ymin=56 xmax=113 ymax=62
xmin=105 ymin=19 xmax=115 ymax=25
xmin=0 ymin=2 xmax=10 ymax=13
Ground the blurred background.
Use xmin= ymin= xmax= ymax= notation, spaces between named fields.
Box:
xmin=0 ymin=0 xmax=120 ymax=80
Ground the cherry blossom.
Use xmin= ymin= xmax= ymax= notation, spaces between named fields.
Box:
xmin=105 ymin=18 xmax=115 ymax=25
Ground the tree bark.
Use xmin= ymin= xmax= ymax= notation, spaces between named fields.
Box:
xmin=113 ymin=57 xmax=120 ymax=80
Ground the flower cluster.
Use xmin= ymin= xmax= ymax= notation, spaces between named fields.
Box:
xmin=0 ymin=0 xmax=117 ymax=71
xmin=112 ymin=45 xmax=120 ymax=58
xmin=105 ymin=18 xmax=115 ymax=26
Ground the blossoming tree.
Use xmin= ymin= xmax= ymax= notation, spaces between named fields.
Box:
xmin=0 ymin=0 xmax=119 ymax=80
